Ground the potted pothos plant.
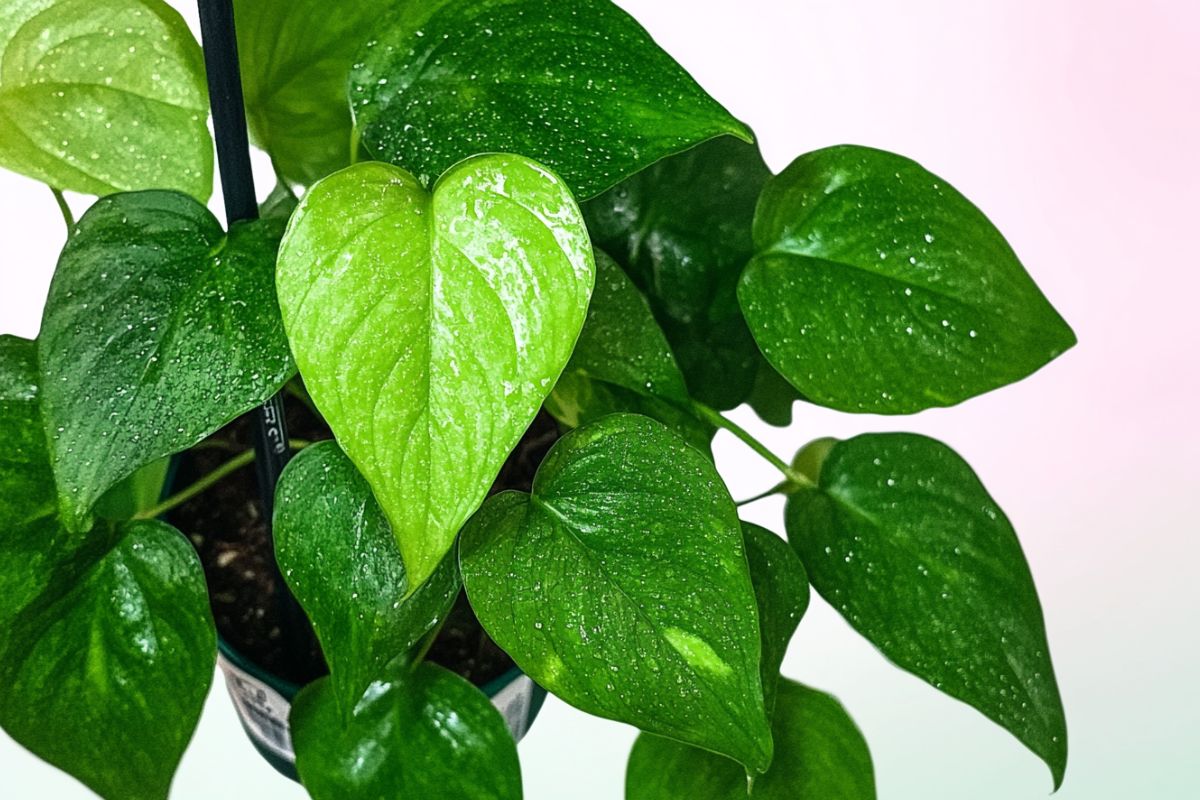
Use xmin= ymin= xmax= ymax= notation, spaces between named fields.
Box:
xmin=0 ymin=0 xmax=1075 ymax=797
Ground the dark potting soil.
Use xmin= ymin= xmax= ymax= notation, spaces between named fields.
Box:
xmin=167 ymin=389 xmax=561 ymax=689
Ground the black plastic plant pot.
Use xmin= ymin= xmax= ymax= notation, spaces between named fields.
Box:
xmin=217 ymin=637 xmax=548 ymax=781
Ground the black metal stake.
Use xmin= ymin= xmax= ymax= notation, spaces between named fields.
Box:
xmin=196 ymin=0 xmax=309 ymax=663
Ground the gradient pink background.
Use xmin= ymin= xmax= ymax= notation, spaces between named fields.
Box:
xmin=2 ymin=1 xmax=1197 ymax=797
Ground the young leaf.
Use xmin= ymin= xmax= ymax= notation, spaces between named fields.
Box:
xmin=460 ymin=413 xmax=772 ymax=773
xmin=0 ymin=0 xmax=211 ymax=198
xmin=585 ymin=136 xmax=772 ymax=409
xmin=350 ymin=0 xmax=750 ymax=199
xmin=0 ymin=516 xmax=216 ymax=800
xmin=785 ymin=433 xmax=1068 ymax=787
xmin=545 ymin=249 xmax=716 ymax=453
xmin=276 ymin=156 xmax=594 ymax=588
xmin=292 ymin=663 xmax=522 ymax=800
xmin=235 ymin=0 xmax=388 ymax=186
xmin=627 ymin=680 xmax=876 ymax=800
xmin=739 ymin=145 xmax=1075 ymax=414
xmin=742 ymin=523 xmax=809 ymax=715
xmin=38 ymin=191 xmax=294 ymax=531
xmin=274 ymin=440 xmax=461 ymax=716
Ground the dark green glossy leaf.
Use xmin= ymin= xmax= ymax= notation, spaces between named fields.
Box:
xmin=562 ymin=249 xmax=690 ymax=404
xmin=545 ymin=370 xmax=715 ymax=458
xmin=545 ymin=249 xmax=715 ymax=453
xmin=745 ymin=357 xmax=801 ymax=427
xmin=460 ymin=413 xmax=772 ymax=772
xmin=235 ymin=0 xmax=387 ymax=185
xmin=742 ymin=522 xmax=808 ymax=715
xmin=350 ymin=0 xmax=750 ymax=199
xmin=38 ymin=190 xmax=294 ymax=531
xmin=739 ymin=145 xmax=1075 ymax=414
xmin=0 ymin=0 xmax=211 ymax=198
xmin=274 ymin=440 xmax=461 ymax=715
xmin=627 ymin=679 xmax=876 ymax=800
xmin=785 ymin=433 xmax=1067 ymax=786
xmin=292 ymin=663 xmax=521 ymax=800
xmin=0 ymin=518 xmax=216 ymax=800
xmin=2 ymin=341 xmax=214 ymax=800
xmin=585 ymin=137 xmax=771 ymax=409
xmin=276 ymin=156 xmax=594 ymax=587
xmin=0 ymin=335 xmax=49 ymax=542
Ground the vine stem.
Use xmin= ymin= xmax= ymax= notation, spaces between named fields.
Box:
xmin=689 ymin=401 xmax=814 ymax=489
xmin=735 ymin=482 xmax=789 ymax=507
xmin=133 ymin=439 xmax=312 ymax=521
xmin=50 ymin=187 xmax=74 ymax=233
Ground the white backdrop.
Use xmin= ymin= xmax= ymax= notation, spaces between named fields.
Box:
xmin=2 ymin=1 xmax=1197 ymax=798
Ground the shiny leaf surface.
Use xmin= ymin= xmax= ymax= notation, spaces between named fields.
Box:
xmin=274 ymin=441 xmax=461 ymax=715
xmin=276 ymin=156 xmax=594 ymax=587
xmin=627 ymin=679 xmax=876 ymax=800
xmin=742 ymin=522 xmax=808 ymax=714
xmin=739 ymin=145 xmax=1075 ymax=414
xmin=0 ymin=0 xmax=211 ymax=198
xmin=38 ymin=191 xmax=293 ymax=530
xmin=785 ymin=432 xmax=1067 ymax=786
xmin=585 ymin=136 xmax=772 ymax=409
xmin=292 ymin=663 xmax=521 ymax=800
xmin=350 ymin=0 xmax=750 ymax=199
xmin=460 ymin=413 xmax=772 ymax=772
xmin=235 ymin=0 xmax=387 ymax=185
xmin=546 ymin=249 xmax=713 ymax=452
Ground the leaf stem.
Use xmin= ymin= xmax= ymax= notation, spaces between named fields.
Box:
xmin=409 ymin=612 xmax=450 ymax=670
xmin=133 ymin=438 xmax=312 ymax=520
xmin=689 ymin=401 xmax=813 ymax=488
xmin=735 ymin=482 xmax=789 ymax=507
xmin=50 ymin=187 xmax=74 ymax=233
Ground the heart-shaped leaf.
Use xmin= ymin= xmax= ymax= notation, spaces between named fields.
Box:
xmin=38 ymin=190 xmax=294 ymax=531
xmin=585 ymin=136 xmax=774 ymax=410
xmin=235 ymin=0 xmax=388 ymax=186
xmin=350 ymin=0 xmax=750 ymax=199
xmin=276 ymin=156 xmax=594 ymax=587
xmin=460 ymin=413 xmax=772 ymax=773
xmin=292 ymin=663 xmax=521 ymax=800
xmin=785 ymin=432 xmax=1068 ymax=787
xmin=546 ymin=249 xmax=714 ymax=453
xmin=742 ymin=522 xmax=809 ymax=715
xmin=274 ymin=440 xmax=461 ymax=716
xmin=0 ymin=0 xmax=211 ymax=198
xmin=739 ymin=145 xmax=1076 ymax=414
xmin=627 ymin=679 xmax=876 ymax=800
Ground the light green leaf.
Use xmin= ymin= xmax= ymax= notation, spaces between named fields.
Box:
xmin=585 ymin=136 xmax=772 ymax=409
xmin=274 ymin=440 xmax=461 ymax=716
xmin=785 ymin=432 xmax=1067 ymax=787
xmin=292 ymin=663 xmax=521 ymax=800
xmin=38 ymin=190 xmax=294 ymax=531
xmin=627 ymin=679 xmax=876 ymax=800
xmin=0 ymin=515 xmax=215 ymax=800
xmin=742 ymin=522 xmax=808 ymax=715
xmin=350 ymin=0 xmax=750 ymax=199
xmin=276 ymin=156 xmax=594 ymax=588
xmin=460 ymin=413 xmax=772 ymax=773
xmin=235 ymin=0 xmax=387 ymax=186
xmin=0 ymin=0 xmax=211 ymax=198
xmin=739 ymin=145 xmax=1076 ymax=414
